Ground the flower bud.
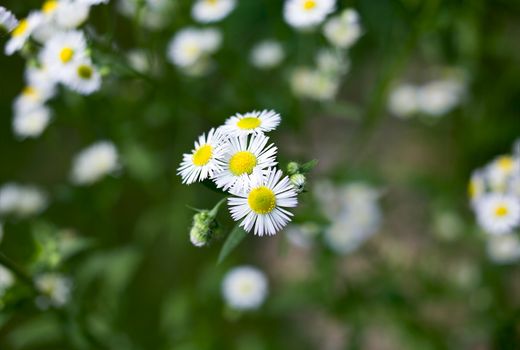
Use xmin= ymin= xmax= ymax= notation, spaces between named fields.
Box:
xmin=189 ymin=210 xmax=219 ymax=247
xmin=287 ymin=162 xmax=300 ymax=175
xmin=290 ymin=173 xmax=306 ymax=193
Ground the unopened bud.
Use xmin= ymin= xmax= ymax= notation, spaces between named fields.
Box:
xmin=287 ymin=162 xmax=300 ymax=175
xmin=290 ymin=173 xmax=306 ymax=193
xmin=190 ymin=210 xmax=219 ymax=247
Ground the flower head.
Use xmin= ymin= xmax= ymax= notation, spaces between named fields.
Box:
xmin=40 ymin=30 xmax=87 ymax=76
xmin=5 ymin=12 xmax=43 ymax=55
xmin=167 ymin=27 xmax=221 ymax=72
xmin=475 ymin=193 xmax=520 ymax=235
xmin=284 ymin=0 xmax=336 ymax=29
xmin=35 ymin=273 xmax=72 ymax=308
xmin=323 ymin=8 xmax=362 ymax=48
xmin=13 ymin=105 xmax=52 ymax=139
xmin=222 ymin=266 xmax=268 ymax=310
xmin=250 ymin=40 xmax=285 ymax=70
xmin=222 ymin=110 xmax=281 ymax=137
xmin=71 ymin=141 xmax=120 ymax=185
xmin=192 ymin=0 xmax=236 ymax=23
xmin=61 ymin=59 xmax=102 ymax=95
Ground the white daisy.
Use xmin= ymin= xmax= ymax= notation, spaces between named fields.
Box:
xmin=61 ymin=59 xmax=102 ymax=95
xmin=475 ymin=193 xmax=520 ymax=235
xmin=289 ymin=67 xmax=340 ymax=101
xmin=54 ymin=0 xmax=91 ymax=29
xmin=250 ymin=40 xmax=285 ymax=70
xmin=5 ymin=12 xmax=43 ymax=55
xmin=221 ymin=266 xmax=268 ymax=310
xmin=13 ymin=105 xmax=52 ymax=139
xmin=284 ymin=0 xmax=336 ymax=29
xmin=487 ymin=233 xmax=520 ymax=264
xmin=178 ymin=128 xmax=227 ymax=184
xmin=40 ymin=30 xmax=87 ymax=76
xmin=222 ymin=110 xmax=281 ymax=137
xmin=35 ymin=273 xmax=72 ymax=308
xmin=323 ymin=8 xmax=362 ymax=49
xmin=0 ymin=183 xmax=48 ymax=217
xmin=228 ymin=168 xmax=298 ymax=236
xmin=416 ymin=78 xmax=465 ymax=117
xmin=13 ymin=83 xmax=55 ymax=114
xmin=212 ymin=133 xmax=278 ymax=193
xmin=166 ymin=27 xmax=222 ymax=69
xmin=388 ymin=83 xmax=419 ymax=119
xmin=71 ymin=141 xmax=120 ymax=185
xmin=486 ymin=155 xmax=519 ymax=192
xmin=0 ymin=6 xmax=18 ymax=34
xmin=192 ymin=0 xmax=236 ymax=23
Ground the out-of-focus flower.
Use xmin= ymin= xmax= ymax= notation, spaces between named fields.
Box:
xmin=416 ymin=78 xmax=465 ymax=117
xmin=486 ymin=233 xmax=520 ymax=264
xmin=53 ymin=0 xmax=91 ymax=30
xmin=0 ymin=183 xmax=48 ymax=217
xmin=387 ymin=84 xmax=419 ymax=119
xmin=13 ymin=84 xmax=55 ymax=115
xmin=323 ymin=8 xmax=362 ymax=49
xmin=222 ymin=266 xmax=268 ymax=310
xmin=290 ymin=67 xmax=340 ymax=101
xmin=13 ymin=105 xmax=52 ymax=139
xmin=5 ymin=12 xmax=44 ymax=55
xmin=222 ymin=110 xmax=281 ymax=137
xmin=475 ymin=193 xmax=520 ymax=235
xmin=212 ymin=133 xmax=277 ymax=194
xmin=315 ymin=48 xmax=348 ymax=76
xmin=40 ymin=30 xmax=87 ymax=77
xmin=35 ymin=273 xmax=72 ymax=308
xmin=250 ymin=40 xmax=285 ymax=70
xmin=284 ymin=0 xmax=336 ymax=29
xmin=285 ymin=222 xmax=320 ymax=249
xmin=61 ymin=59 xmax=102 ymax=95
xmin=0 ymin=6 xmax=18 ymax=35
xmin=192 ymin=0 xmax=236 ymax=23
xmin=0 ymin=265 xmax=14 ymax=296
xmin=486 ymin=155 xmax=519 ymax=192
xmin=178 ymin=128 xmax=226 ymax=184
xmin=71 ymin=141 xmax=120 ymax=185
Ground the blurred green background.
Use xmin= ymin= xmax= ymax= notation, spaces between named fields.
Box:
xmin=1 ymin=0 xmax=520 ymax=349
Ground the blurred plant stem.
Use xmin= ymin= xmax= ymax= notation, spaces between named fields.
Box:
xmin=0 ymin=252 xmax=37 ymax=291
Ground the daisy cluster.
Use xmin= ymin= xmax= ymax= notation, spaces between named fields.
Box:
xmin=469 ymin=141 xmax=520 ymax=262
xmin=178 ymin=110 xmax=302 ymax=237
xmin=1 ymin=2 xmax=106 ymax=139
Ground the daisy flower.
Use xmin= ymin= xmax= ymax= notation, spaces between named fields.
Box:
xmin=323 ymin=8 xmax=362 ymax=49
xmin=5 ymin=12 xmax=43 ymax=55
xmin=53 ymin=0 xmax=91 ymax=29
xmin=212 ymin=133 xmax=278 ymax=193
xmin=0 ymin=183 xmax=48 ymax=217
xmin=192 ymin=0 xmax=236 ymax=23
xmin=40 ymin=30 xmax=87 ymax=76
xmin=71 ymin=141 xmax=120 ymax=185
xmin=250 ymin=40 xmax=285 ymax=70
xmin=284 ymin=0 xmax=336 ymax=30
xmin=416 ymin=78 xmax=465 ymax=117
xmin=221 ymin=266 xmax=268 ymax=310
xmin=167 ymin=27 xmax=222 ymax=69
xmin=13 ymin=83 xmax=55 ymax=114
xmin=388 ymin=83 xmax=419 ymax=119
xmin=487 ymin=233 xmax=520 ymax=264
xmin=228 ymin=168 xmax=298 ymax=236
xmin=13 ymin=105 xmax=52 ymax=139
xmin=35 ymin=273 xmax=72 ymax=308
xmin=475 ymin=193 xmax=520 ymax=235
xmin=61 ymin=59 xmax=102 ymax=95
xmin=178 ymin=128 xmax=227 ymax=184
xmin=486 ymin=155 xmax=519 ymax=192
xmin=222 ymin=110 xmax=281 ymax=137
xmin=0 ymin=6 xmax=18 ymax=35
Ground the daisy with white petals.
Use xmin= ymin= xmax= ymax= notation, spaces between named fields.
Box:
xmin=284 ymin=0 xmax=336 ymax=29
xmin=192 ymin=0 xmax=236 ymax=23
xmin=0 ymin=6 xmax=18 ymax=35
xmin=228 ymin=168 xmax=298 ymax=236
xmin=250 ymin=40 xmax=285 ymax=70
xmin=323 ymin=8 xmax=362 ymax=49
xmin=213 ymin=133 xmax=278 ymax=193
xmin=475 ymin=193 xmax=520 ymax=235
xmin=61 ymin=59 xmax=102 ymax=95
xmin=222 ymin=266 xmax=268 ymax=310
xmin=40 ymin=30 xmax=87 ymax=75
xmin=222 ymin=110 xmax=281 ymax=137
xmin=167 ymin=27 xmax=222 ymax=70
xmin=5 ymin=12 xmax=43 ymax=55
xmin=71 ymin=141 xmax=120 ymax=185
xmin=13 ymin=105 xmax=52 ymax=139
xmin=178 ymin=128 xmax=226 ymax=184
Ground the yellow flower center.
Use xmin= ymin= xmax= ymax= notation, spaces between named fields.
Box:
xmin=42 ymin=0 xmax=58 ymax=14
xmin=207 ymin=0 xmax=218 ymax=5
xmin=468 ymin=180 xmax=477 ymax=199
xmin=497 ymin=156 xmax=513 ymax=172
xmin=59 ymin=47 xmax=74 ymax=63
xmin=22 ymin=86 xmax=37 ymax=97
xmin=12 ymin=19 xmax=28 ymax=37
xmin=77 ymin=64 xmax=93 ymax=79
xmin=236 ymin=117 xmax=261 ymax=130
xmin=192 ymin=144 xmax=213 ymax=166
xmin=248 ymin=186 xmax=276 ymax=214
xmin=229 ymin=151 xmax=257 ymax=176
xmin=495 ymin=205 xmax=509 ymax=217
xmin=303 ymin=0 xmax=317 ymax=10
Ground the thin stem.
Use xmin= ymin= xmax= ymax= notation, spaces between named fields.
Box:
xmin=0 ymin=251 xmax=37 ymax=291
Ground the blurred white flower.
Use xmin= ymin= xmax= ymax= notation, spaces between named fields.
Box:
xmin=127 ymin=49 xmax=151 ymax=73
xmin=35 ymin=273 xmax=72 ymax=308
xmin=487 ymin=233 xmax=520 ymax=264
xmin=388 ymin=84 xmax=419 ymax=119
xmin=61 ymin=59 xmax=102 ymax=95
xmin=5 ymin=12 xmax=44 ymax=55
xmin=13 ymin=105 xmax=52 ymax=139
xmin=250 ymin=40 xmax=285 ymax=70
xmin=40 ymin=30 xmax=88 ymax=77
xmin=284 ymin=0 xmax=336 ymax=29
xmin=0 ymin=183 xmax=48 ymax=217
xmin=285 ymin=222 xmax=320 ymax=249
xmin=323 ymin=8 xmax=362 ymax=49
xmin=71 ymin=141 xmax=120 ymax=185
xmin=0 ymin=6 xmax=18 ymax=34
xmin=475 ymin=193 xmax=520 ymax=235
xmin=54 ymin=0 xmax=91 ymax=29
xmin=222 ymin=266 xmax=268 ymax=310
xmin=416 ymin=78 xmax=465 ymax=117
xmin=222 ymin=109 xmax=281 ymax=137
xmin=0 ymin=265 xmax=14 ymax=295
xmin=13 ymin=83 xmax=55 ymax=115
xmin=192 ymin=0 xmax=236 ymax=23
xmin=290 ymin=67 xmax=340 ymax=101
xmin=167 ymin=27 xmax=221 ymax=74
xmin=315 ymin=48 xmax=349 ymax=76
xmin=486 ymin=155 xmax=519 ymax=193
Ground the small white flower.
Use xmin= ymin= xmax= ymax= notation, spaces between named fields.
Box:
xmin=13 ymin=84 xmax=55 ymax=115
xmin=40 ymin=30 xmax=87 ymax=77
xmin=13 ymin=105 xmax=52 ymax=139
xmin=71 ymin=141 xmax=120 ymax=185
xmin=54 ymin=0 xmax=91 ymax=29
xmin=0 ymin=183 xmax=48 ymax=217
xmin=61 ymin=59 xmax=102 ymax=95
xmin=290 ymin=67 xmax=340 ymax=101
xmin=250 ymin=40 xmax=285 ymax=70
xmin=178 ymin=128 xmax=227 ymax=184
xmin=222 ymin=110 xmax=281 ymax=137
xmin=486 ymin=155 xmax=519 ymax=192
xmin=416 ymin=78 xmax=465 ymax=117
xmin=35 ymin=273 xmax=72 ymax=308
xmin=0 ymin=6 xmax=18 ymax=34
xmin=487 ymin=233 xmax=520 ymax=264
xmin=212 ymin=133 xmax=278 ymax=193
xmin=167 ymin=27 xmax=222 ymax=70
xmin=388 ymin=84 xmax=419 ymax=118
xmin=475 ymin=193 xmax=520 ymax=235
xmin=284 ymin=0 xmax=336 ymax=29
xmin=5 ymin=12 xmax=44 ymax=55
xmin=228 ymin=168 xmax=298 ymax=236
xmin=222 ymin=266 xmax=268 ymax=310
xmin=0 ymin=264 xmax=14 ymax=294
xmin=192 ymin=0 xmax=236 ymax=23
xmin=323 ymin=8 xmax=362 ymax=49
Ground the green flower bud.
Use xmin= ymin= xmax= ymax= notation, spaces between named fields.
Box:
xmin=190 ymin=210 xmax=219 ymax=247
xmin=290 ymin=173 xmax=306 ymax=193
xmin=287 ymin=162 xmax=300 ymax=175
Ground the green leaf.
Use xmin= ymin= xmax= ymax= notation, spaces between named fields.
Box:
xmin=299 ymin=159 xmax=319 ymax=173
xmin=217 ymin=225 xmax=248 ymax=265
